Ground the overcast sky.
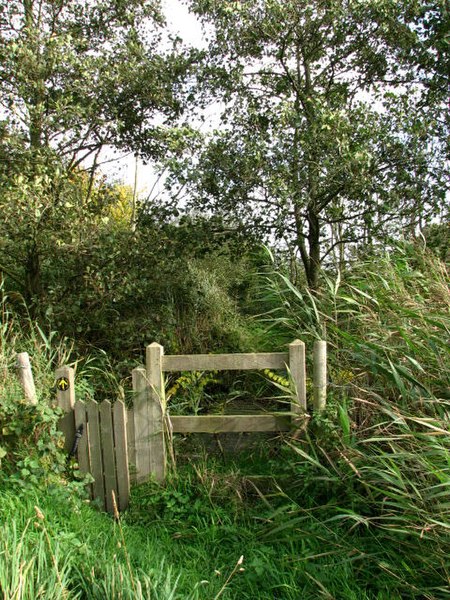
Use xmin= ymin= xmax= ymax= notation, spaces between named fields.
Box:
xmin=99 ymin=0 xmax=205 ymax=194
xmin=165 ymin=0 xmax=205 ymax=47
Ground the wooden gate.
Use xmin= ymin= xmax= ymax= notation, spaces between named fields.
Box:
xmin=55 ymin=366 xmax=131 ymax=513
xmin=53 ymin=340 xmax=327 ymax=513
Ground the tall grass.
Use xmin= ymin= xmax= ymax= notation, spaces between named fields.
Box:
xmin=2 ymin=247 xmax=449 ymax=599
xmin=256 ymin=243 xmax=450 ymax=597
xmin=259 ymin=244 xmax=449 ymax=403
xmin=0 ymin=517 xmax=73 ymax=600
xmin=0 ymin=487 xmax=208 ymax=600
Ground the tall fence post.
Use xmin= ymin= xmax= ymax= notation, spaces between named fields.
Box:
xmin=55 ymin=365 xmax=75 ymax=453
xmin=16 ymin=352 xmax=37 ymax=405
xmin=313 ymin=340 xmax=327 ymax=411
xmin=146 ymin=343 xmax=166 ymax=483
xmin=132 ymin=367 xmax=151 ymax=484
xmin=289 ymin=340 xmax=307 ymax=416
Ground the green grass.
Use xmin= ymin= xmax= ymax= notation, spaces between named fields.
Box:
xmin=1 ymin=243 xmax=450 ymax=598
xmin=1 ymin=463 xmax=433 ymax=600
xmin=250 ymin=242 xmax=450 ymax=597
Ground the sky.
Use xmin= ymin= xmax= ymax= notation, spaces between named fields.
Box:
xmin=165 ymin=0 xmax=205 ymax=47
xmin=98 ymin=0 xmax=205 ymax=194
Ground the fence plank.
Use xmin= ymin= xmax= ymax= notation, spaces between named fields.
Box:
xmin=55 ymin=366 xmax=75 ymax=453
xmin=146 ymin=343 xmax=165 ymax=483
xmin=113 ymin=400 xmax=130 ymax=512
xmin=126 ymin=407 xmax=136 ymax=484
xmin=168 ymin=414 xmax=291 ymax=433
xmin=289 ymin=340 xmax=307 ymax=414
xmin=132 ymin=368 xmax=151 ymax=484
xmin=16 ymin=352 xmax=37 ymax=405
xmin=100 ymin=400 xmax=116 ymax=514
xmin=74 ymin=400 xmax=91 ymax=496
xmin=86 ymin=400 xmax=105 ymax=510
xmin=162 ymin=352 xmax=289 ymax=372
xmin=313 ymin=341 xmax=327 ymax=411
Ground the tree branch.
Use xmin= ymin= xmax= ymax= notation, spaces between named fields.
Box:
xmin=0 ymin=264 xmax=24 ymax=289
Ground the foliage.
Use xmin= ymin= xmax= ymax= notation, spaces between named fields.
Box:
xmin=0 ymin=485 xmax=203 ymax=600
xmin=0 ymin=0 xmax=183 ymax=162
xmin=166 ymin=370 xmax=221 ymax=415
xmin=0 ymin=289 xmax=68 ymax=487
xmin=166 ymin=0 xmax=449 ymax=289
xmin=0 ymin=165 xmax=260 ymax=391
xmin=259 ymin=242 xmax=450 ymax=403
xmin=0 ymin=0 xmax=196 ymax=311
xmin=253 ymin=242 xmax=450 ymax=597
xmin=2 ymin=240 xmax=450 ymax=598
xmin=125 ymin=464 xmax=245 ymax=530
xmin=0 ymin=2 xmax=448 ymax=596
xmin=423 ymin=220 xmax=450 ymax=263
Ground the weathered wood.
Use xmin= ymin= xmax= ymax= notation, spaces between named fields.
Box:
xmin=74 ymin=400 xmax=91 ymax=495
xmin=146 ymin=343 xmax=165 ymax=483
xmin=55 ymin=365 xmax=75 ymax=453
xmin=113 ymin=401 xmax=130 ymax=512
xmin=100 ymin=401 xmax=116 ymax=514
xmin=313 ymin=340 xmax=327 ymax=411
xmin=289 ymin=340 xmax=307 ymax=414
xmin=132 ymin=367 xmax=151 ymax=484
xmin=16 ymin=352 xmax=37 ymax=405
xmin=86 ymin=400 xmax=105 ymax=509
xmin=162 ymin=352 xmax=289 ymax=372
xmin=126 ymin=407 xmax=136 ymax=484
xmin=168 ymin=414 xmax=292 ymax=433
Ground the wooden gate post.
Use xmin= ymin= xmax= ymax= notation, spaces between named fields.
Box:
xmin=55 ymin=365 xmax=75 ymax=452
xmin=289 ymin=340 xmax=307 ymax=416
xmin=16 ymin=352 xmax=37 ymax=405
xmin=313 ymin=340 xmax=327 ymax=411
xmin=146 ymin=343 xmax=166 ymax=483
xmin=132 ymin=367 xmax=151 ymax=484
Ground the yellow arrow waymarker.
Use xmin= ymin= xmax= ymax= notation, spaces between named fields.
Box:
xmin=57 ymin=377 xmax=69 ymax=391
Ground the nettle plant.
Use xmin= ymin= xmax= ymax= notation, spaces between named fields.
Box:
xmin=0 ymin=390 xmax=66 ymax=487
xmin=0 ymin=289 xmax=76 ymax=488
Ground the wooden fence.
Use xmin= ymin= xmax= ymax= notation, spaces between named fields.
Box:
xmin=16 ymin=340 xmax=327 ymax=513
xmin=54 ymin=365 xmax=131 ymax=513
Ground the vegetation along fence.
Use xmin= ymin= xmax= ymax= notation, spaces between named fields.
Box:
xmin=16 ymin=340 xmax=327 ymax=513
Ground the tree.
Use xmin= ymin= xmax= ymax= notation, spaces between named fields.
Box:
xmin=0 ymin=0 xmax=186 ymax=162
xmin=0 ymin=0 xmax=190 ymax=305
xmin=169 ymin=0 xmax=448 ymax=289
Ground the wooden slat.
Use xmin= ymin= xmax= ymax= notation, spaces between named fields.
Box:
xmin=168 ymin=414 xmax=291 ymax=433
xmin=113 ymin=401 xmax=130 ymax=512
xmin=132 ymin=368 xmax=151 ymax=484
xmin=74 ymin=400 xmax=90 ymax=494
xmin=162 ymin=352 xmax=289 ymax=372
xmin=289 ymin=340 xmax=307 ymax=414
xmin=86 ymin=400 xmax=105 ymax=509
xmin=100 ymin=401 xmax=116 ymax=514
xmin=146 ymin=343 xmax=165 ymax=483
xmin=126 ymin=407 xmax=136 ymax=484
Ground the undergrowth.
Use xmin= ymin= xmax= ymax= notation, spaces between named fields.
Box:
xmin=1 ymin=243 xmax=449 ymax=599
xmin=253 ymin=242 xmax=450 ymax=597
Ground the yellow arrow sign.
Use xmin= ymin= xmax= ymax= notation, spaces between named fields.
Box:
xmin=57 ymin=377 xmax=69 ymax=391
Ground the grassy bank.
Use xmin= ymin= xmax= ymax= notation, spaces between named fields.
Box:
xmin=1 ymin=244 xmax=449 ymax=598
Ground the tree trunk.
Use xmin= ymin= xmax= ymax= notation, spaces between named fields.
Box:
xmin=307 ymin=209 xmax=320 ymax=291
xmin=23 ymin=0 xmax=45 ymax=150
xmin=24 ymin=245 xmax=41 ymax=310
